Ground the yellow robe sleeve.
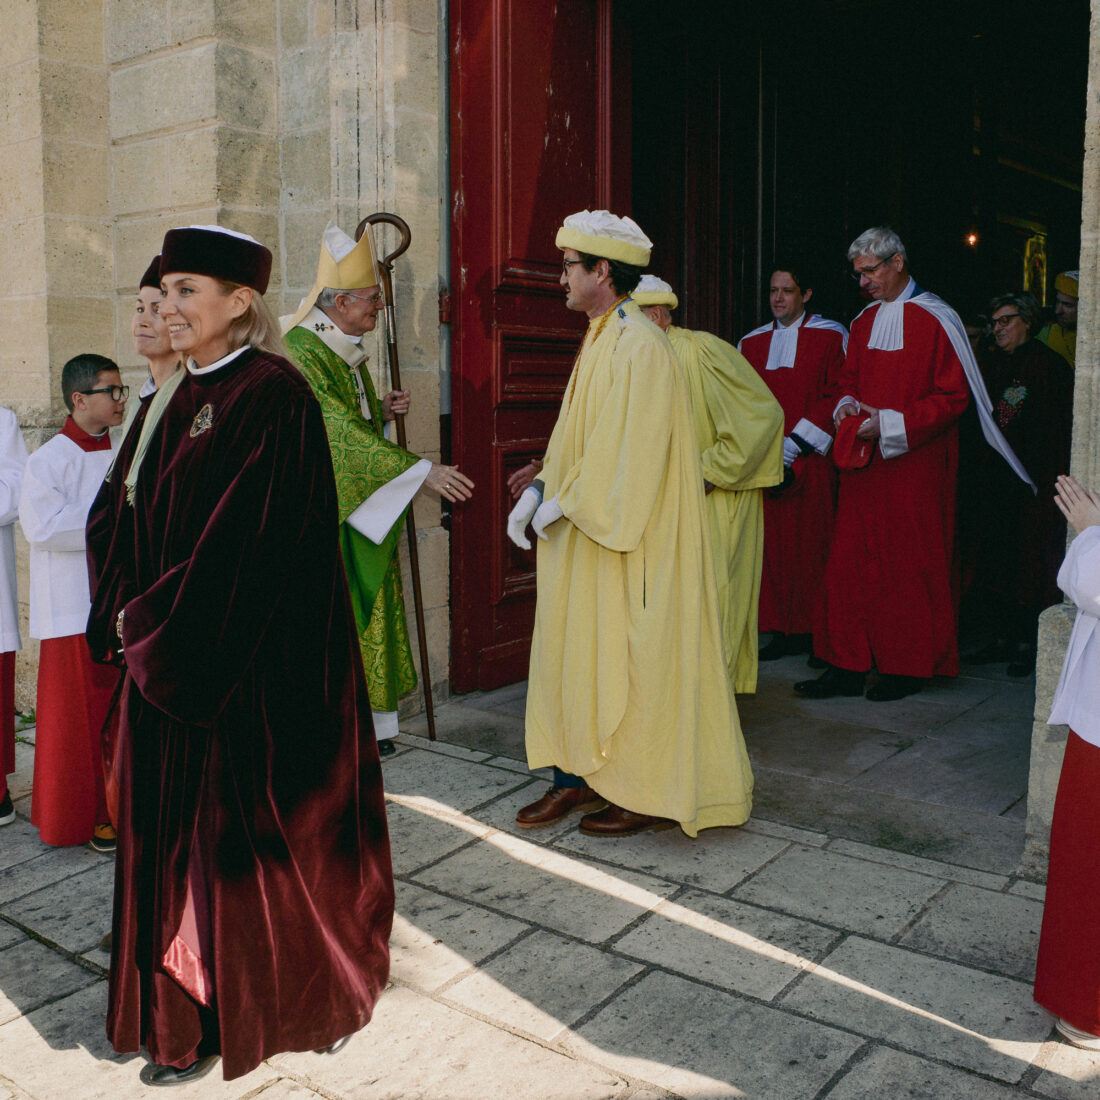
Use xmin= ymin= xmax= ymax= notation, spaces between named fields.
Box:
xmin=554 ymin=322 xmax=678 ymax=553
xmin=671 ymin=327 xmax=785 ymax=492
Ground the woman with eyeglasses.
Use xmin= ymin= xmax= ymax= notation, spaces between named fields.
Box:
xmin=962 ymin=292 xmax=1074 ymax=676
xmin=87 ymin=226 xmax=393 ymax=1086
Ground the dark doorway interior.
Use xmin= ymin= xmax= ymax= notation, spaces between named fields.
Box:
xmin=629 ymin=0 xmax=1088 ymax=339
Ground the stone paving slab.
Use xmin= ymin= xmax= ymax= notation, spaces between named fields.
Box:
xmin=614 ymin=888 xmax=840 ymax=1000
xmin=750 ymin=767 xmax=1025 ymax=874
xmin=781 ymin=935 xmax=1051 ymax=1082
xmin=390 ymin=879 xmax=531 ymax=993
xmin=383 ymin=799 xmax=485 ymax=875
xmin=732 ymin=844 xmax=948 ymax=938
xmin=4 ymin=861 xmax=115 ymax=958
xmin=379 ymin=748 xmax=528 ymax=814
xmin=399 ymin=706 xmax=528 ymax=759
xmin=0 ymin=938 xmax=100 ymax=1025
xmin=0 ymin=838 xmax=107 ymax=906
xmin=898 ymin=883 xmax=1043 ymax=981
xmin=825 ymin=837 xmax=1009 ymax=891
xmin=827 ymin=1044 xmax=1031 ymax=1098
xmin=555 ymin=820 xmax=791 ymax=893
xmin=740 ymin=708 xmax=918 ymax=779
xmin=847 ymin=732 xmax=1030 ymax=816
xmin=272 ymin=985 xmax=634 ymax=1100
xmin=565 ymin=969 xmax=863 ymax=1098
xmin=442 ymin=929 xmax=645 ymax=1042
xmin=410 ymin=832 xmax=678 ymax=943
xmin=1031 ymin=1041 xmax=1100 ymax=1099
xmin=0 ymin=981 xmax=279 ymax=1098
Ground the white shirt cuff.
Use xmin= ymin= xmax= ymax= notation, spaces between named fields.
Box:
xmin=792 ymin=417 xmax=833 ymax=456
xmin=346 ymin=458 xmax=431 ymax=543
xmin=878 ymin=409 xmax=908 ymax=458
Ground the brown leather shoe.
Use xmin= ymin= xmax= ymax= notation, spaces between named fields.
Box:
xmin=515 ymin=785 xmax=604 ymax=828
xmin=578 ymin=804 xmax=676 ymax=837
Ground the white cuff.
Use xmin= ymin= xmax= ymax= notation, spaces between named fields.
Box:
xmin=833 ymin=395 xmax=859 ymax=421
xmin=346 ymin=458 xmax=431 ymax=543
xmin=878 ymin=409 xmax=908 ymax=458
xmin=792 ymin=417 xmax=833 ymax=456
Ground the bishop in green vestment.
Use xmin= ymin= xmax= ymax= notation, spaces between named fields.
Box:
xmin=283 ymin=224 xmax=473 ymax=746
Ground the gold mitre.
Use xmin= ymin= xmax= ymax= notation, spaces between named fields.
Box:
xmin=632 ymin=274 xmax=678 ymax=310
xmin=282 ymin=221 xmax=380 ymax=332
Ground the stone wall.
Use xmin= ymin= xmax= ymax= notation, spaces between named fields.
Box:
xmin=0 ymin=0 xmax=449 ymax=716
xmin=1021 ymin=0 xmax=1100 ymax=880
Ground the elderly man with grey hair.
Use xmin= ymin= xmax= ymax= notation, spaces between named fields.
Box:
xmin=796 ymin=227 xmax=1030 ymax=702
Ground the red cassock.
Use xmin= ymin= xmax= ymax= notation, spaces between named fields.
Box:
xmin=740 ymin=315 xmax=845 ymax=636
xmin=816 ymin=303 xmax=970 ymax=678
xmin=86 ymin=348 xmax=393 ymax=1080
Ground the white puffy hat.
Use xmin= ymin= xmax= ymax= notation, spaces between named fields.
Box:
xmin=555 ymin=209 xmax=652 ymax=267
xmin=632 ymin=274 xmax=677 ymax=310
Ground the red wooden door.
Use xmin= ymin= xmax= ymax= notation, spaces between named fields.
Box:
xmin=448 ymin=0 xmax=630 ymax=692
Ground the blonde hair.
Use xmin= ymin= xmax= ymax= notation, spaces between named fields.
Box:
xmin=217 ymin=280 xmax=289 ymax=360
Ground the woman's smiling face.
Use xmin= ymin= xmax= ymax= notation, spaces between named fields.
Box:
xmin=159 ymin=273 xmax=251 ymax=367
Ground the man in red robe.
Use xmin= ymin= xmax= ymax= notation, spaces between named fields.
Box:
xmin=738 ymin=266 xmax=846 ymax=662
xmin=796 ymin=227 xmax=1030 ymax=702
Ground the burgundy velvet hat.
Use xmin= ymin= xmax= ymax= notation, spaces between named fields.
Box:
xmin=159 ymin=225 xmax=272 ymax=294
xmin=139 ymin=254 xmax=161 ymax=290
xmin=833 ymin=415 xmax=875 ymax=470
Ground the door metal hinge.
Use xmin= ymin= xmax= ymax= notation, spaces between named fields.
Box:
xmin=438 ymin=290 xmax=452 ymax=324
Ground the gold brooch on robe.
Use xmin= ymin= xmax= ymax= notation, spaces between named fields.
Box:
xmin=190 ymin=403 xmax=214 ymax=438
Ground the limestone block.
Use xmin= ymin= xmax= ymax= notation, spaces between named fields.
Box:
xmin=43 ymin=140 xmax=109 ymax=219
xmin=280 ymin=126 xmax=331 ymax=209
xmin=166 ymin=127 xmax=219 ymax=210
xmin=44 ymin=220 xmax=113 ymax=298
xmin=413 ymin=525 xmax=449 ymax=611
xmin=0 ymin=61 xmax=43 ymax=147
xmin=398 ymin=369 xmax=441 ymax=452
xmin=385 ymin=0 xmax=441 ymax=36
xmin=110 ymin=47 xmax=217 ymax=141
xmin=279 ymin=46 xmax=329 ymax=132
xmin=111 ymin=137 xmax=172 ymax=216
xmin=39 ymin=59 xmax=108 ymax=143
xmin=214 ymin=44 xmax=275 ymax=132
xmin=385 ymin=23 xmax=438 ymax=118
xmin=115 ymin=215 xmax=190 ymax=296
xmin=0 ymin=297 xmax=48 ymax=350
xmin=210 ymin=0 xmax=277 ymax=51
xmin=0 ymin=0 xmax=38 ymax=69
xmin=278 ymin=0 xmax=309 ymax=50
xmin=0 ymin=139 xmax=45 ymax=222
xmin=394 ymin=119 xmax=440 ymax=206
xmin=105 ymin=0 xmax=171 ymax=63
xmin=37 ymin=0 xmax=105 ymax=67
xmin=1022 ymin=601 xmax=1077 ymax=879
xmin=0 ymin=362 xmax=50 ymax=413
xmin=215 ymin=127 xmax=279 ymax=208
xmin=44 ymin=297 xmax=116 ymax=380
xmin=281 ymin=208 xmax=331 ymax=294
xmin=4 ymin=219 xmax=48 ymax=297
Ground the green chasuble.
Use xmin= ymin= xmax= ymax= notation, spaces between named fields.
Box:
xmin=284 ymin=310 xmax=420 ymax=710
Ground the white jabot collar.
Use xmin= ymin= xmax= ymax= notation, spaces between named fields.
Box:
xmin=187 ymin=345 xmax=250 ymax=375
xmin=765 ymin=310 xmax=806 ymax=370
xmin=867 ymin=277 xmax=916 ymax=351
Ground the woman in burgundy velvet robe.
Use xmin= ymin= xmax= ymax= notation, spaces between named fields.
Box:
xmin=86 ymin=226 xmax=393 ymax=1085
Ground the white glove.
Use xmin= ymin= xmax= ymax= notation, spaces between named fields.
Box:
xmin=532 ymin=495 xmax=564 ymax=540
xmin=782 ymin=436 xmax=801 ymax=467
xmin=507 ymin=486 xmax=541 ymax=549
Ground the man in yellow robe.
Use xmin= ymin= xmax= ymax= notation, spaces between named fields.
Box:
xmin=507 ymin=210 xmax=753 ymax=838
xmin=1037 ymin=269 xmax=1078 ymax=368
xmin=636 ymin=276 xmax=785 ymax=694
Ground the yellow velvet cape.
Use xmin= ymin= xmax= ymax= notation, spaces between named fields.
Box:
xmin=668 ymin=326 xmax=785 ymax=694
xmin=525 ymin=301 xmax=753 ymax=836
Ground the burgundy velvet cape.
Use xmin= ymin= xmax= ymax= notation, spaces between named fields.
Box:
xmin=85 ymin=348 xmax=393 ymax=1080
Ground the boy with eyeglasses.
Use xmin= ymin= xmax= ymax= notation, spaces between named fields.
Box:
xmin=19 ymin=353 xmax=125 ymax=849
